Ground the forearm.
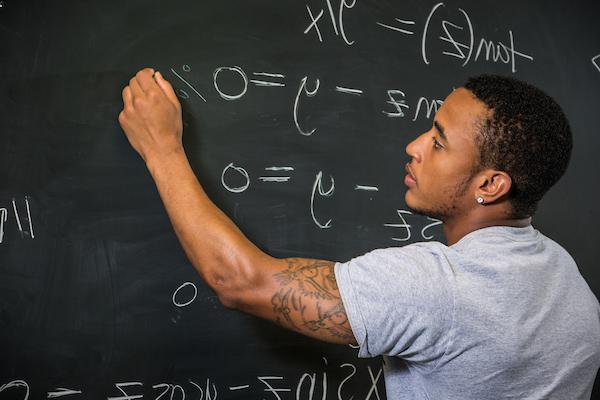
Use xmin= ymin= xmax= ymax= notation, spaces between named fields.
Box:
xmin=145 ymin=149 xmax=266 ymax=304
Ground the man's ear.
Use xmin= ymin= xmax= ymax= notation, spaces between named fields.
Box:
xmin=475 ymin=169 xmax=512 ymax=204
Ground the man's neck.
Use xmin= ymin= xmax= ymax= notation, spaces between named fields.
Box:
xmin=443 ymin=215 xmax=532 ymax=246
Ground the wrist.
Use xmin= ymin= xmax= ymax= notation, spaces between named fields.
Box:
xmin=145 ymin=146 xmax=188 ymax=176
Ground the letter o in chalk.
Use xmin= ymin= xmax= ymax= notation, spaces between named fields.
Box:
xmin=221 ymin=162 xmax=250 ymax=193
xmin=172 ymin=282 xmax=198 ymax=307
xmin=213 ymin=66 xmax=248 ymax=101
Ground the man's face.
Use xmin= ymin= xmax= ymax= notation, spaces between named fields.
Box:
xmin=404 ymin=88 xmax=487 ymax=221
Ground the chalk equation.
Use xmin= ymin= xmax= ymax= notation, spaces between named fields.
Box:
xmin=220 ymin=163 xmax=442 ymax=237
xmin=303 ymin=1 xmax=534 ymax=73
xmin=0 ymin=359 xmax=383 ymax=400
xmin=0 ymin=196 xmax=35 ymax=245
xmin=170 ymin=64 xmax=445 ymax=137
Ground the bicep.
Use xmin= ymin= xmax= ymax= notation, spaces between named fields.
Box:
xmin=237 ymin=257 xmax=357 ymax=345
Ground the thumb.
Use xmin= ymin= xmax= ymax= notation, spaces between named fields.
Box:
xmin=154 ymin=71 xmax=181 ymax=108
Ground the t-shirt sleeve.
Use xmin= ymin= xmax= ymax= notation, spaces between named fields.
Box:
xmin=335 ymin=243 xmax=456 ymax=364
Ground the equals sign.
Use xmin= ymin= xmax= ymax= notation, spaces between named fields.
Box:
xmin=250 ymin=72 xmax=286 ymax=87
xmin=259 ymin=166 xmax=294 ymax=183
xmin=376 ymin=18 xmax=416 ymax=35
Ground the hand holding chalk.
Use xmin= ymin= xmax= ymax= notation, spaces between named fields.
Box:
xmin=119 ymin=68 xmax=184 ymax=164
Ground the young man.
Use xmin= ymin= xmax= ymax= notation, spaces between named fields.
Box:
xmin=119 ymin=69 xmax=600 ymax=399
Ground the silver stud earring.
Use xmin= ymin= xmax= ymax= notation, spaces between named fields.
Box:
xmin=477 ymin=197 xmax=485 ymax=205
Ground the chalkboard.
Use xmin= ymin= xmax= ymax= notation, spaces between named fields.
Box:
xmin=1 ymin=0 xmax=599 ymax=398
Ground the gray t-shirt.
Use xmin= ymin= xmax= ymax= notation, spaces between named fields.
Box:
xmin=335 ymin=225 xmax=600 ymax=399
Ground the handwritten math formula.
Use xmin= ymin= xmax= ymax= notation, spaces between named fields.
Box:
xmin=167 ymin=2 xmax=538 ymax=130
xmin=303 ymin=1 xmax=534 ymax=72
xmin=1 ymin=358 xmax=384 ymax=400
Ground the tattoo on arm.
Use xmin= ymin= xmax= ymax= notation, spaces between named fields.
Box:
xmin=270 ymin=258 xmax=355 ymax=342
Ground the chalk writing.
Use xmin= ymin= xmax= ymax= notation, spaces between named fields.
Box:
xmin=2 ymin=360 xmax=384 ymax=400
xmin=421 ymin=217 xmax=443 ymax=240
xmin=365 ymin=366 xmax=383 ymax=400
xmin=228 ymin=384 xmax=250 ymax=391
xmin=258 ymin=376 xmax=291 ymax=400
xmin=304 ymin=0 xmax=356 ymax=45
xmin=188 ymin=379 xmax=218 ymax=400
xmin=171 ymin=66 xmax=207 ymax=102
xmin=376 ymin=2 xmax=534 ymax=72
xmin=385 ymin=210 xmax=443 ymax=241
xmin=221 ymin=163 xmax=250 ymax=193
xmin=311 ymin=171 xmax=335 ymax=229
xmin=592 ymin=54 xmax=600 ymax=73
xmin=0 ymin=197 xmax=35 ymax=244
xmin=213 ymin=66 xmax=248 ymax=101
xmin=413 ymin=97 xmax=444 ymax=122
xmin=384 ymin=210 xmax=413 ymax=241
xmin=305 ymin=5 xmax=325 ymax=42
xmin=170 ymin=64 xmax=448 ymax=129
xmin=294 ymin=76 xmax=321 ymax=136
xmin=172 ymin=282 xmax=198 ymax=307
xmin=153 ymin=381 xmax=216 ymax=400
xmin=376 ymin=18 xmax=415 ymax=35
xmin=337 ymin=363 xmax=356 ymax=400
xmin=335 ymin=86 xmax=364 ymax=96
xmin=0 ymin=380 xmax=29 ymax=400
xmin=382 ymin=90 xmax=409 ymax=118
xmin=218 ymin=163 xmax=444 ymax=241
xmin=107 ymin=382 xmax=143 ymax=400
xmin=251 ymin=72 xmax=286 ymax=87
xmin=47 ymin=388 xmax=83 ymax=398
xmin=354 ymin=185 xmax=378 ymax=192
xmin=0 ymin=208 xmax=6 ymax=244
xmin=260 ymin=166 xmax=295 ymax=183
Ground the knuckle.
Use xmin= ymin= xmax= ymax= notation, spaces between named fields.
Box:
xmin=132 ymin=96 xmax=144 ymax=108
xmin=118 ymin=111 xmax=128 ymax=126
xmin=147 ymin=89 xmax=158 ymax=100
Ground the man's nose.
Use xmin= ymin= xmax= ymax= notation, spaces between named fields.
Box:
xmin=406 ymin=132 xmax=425 ymax=163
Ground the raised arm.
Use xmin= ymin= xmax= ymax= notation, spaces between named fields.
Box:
xmin=118 ymin=68 xmax=356 ymax=345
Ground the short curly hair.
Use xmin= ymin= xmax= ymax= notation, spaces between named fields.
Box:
xmin=464 ymin=75 xmax=573 ymax=218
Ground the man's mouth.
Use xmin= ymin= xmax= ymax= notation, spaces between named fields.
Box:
xmin=404 ymin=163 xmax=417 ymax=187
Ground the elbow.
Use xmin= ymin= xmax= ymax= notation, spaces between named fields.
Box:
xmin=211 ymin=272 xmax=242 ymax=309
xmin=213 ymin=276 xmax=260 ymax=312
xmin=204 ymin=256 xmax=265 ymax=312
xmin=216 ymin=291 xmax=241 ymax=310
xmin=205 ymin=271 xmax=246 ymax=311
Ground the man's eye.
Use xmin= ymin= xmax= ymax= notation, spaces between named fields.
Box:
xmin=432 ymin=137 xmax=443 ymax=149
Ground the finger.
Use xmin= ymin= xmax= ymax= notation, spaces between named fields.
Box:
xmin=136 ymin=68 xmax=156 ymax=92
xmin=154 ymin=71 xmax=180 ymax=107
xmin=122 ymin=85 xmax=132 ymax=105
xmin=118 ymin=110 xmax=128 ymax=129
xmin=129 ymin=76 xmax=144 ymax=97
